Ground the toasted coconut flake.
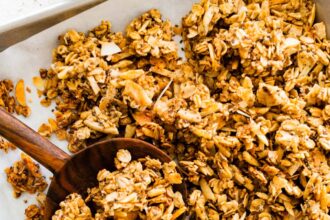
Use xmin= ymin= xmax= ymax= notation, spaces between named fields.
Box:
xmin=282 ymin=38 xmax=300 ymax=49
xmin=15 ymin=79 xmax=26 ymax=106
xmin=101 ymin=42 xmax=121 ymax=56
xmin=123 ymin=80 xmax=153 ymax=108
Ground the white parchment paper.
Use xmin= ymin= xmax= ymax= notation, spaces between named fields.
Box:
xmin=0 ymin=0 xmax=197 ymax=219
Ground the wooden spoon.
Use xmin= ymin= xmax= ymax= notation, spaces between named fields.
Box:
xmin=0 ymin=108 xmax=187 ymax=219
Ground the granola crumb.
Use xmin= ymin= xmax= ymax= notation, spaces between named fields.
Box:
xmin=25 ymin=204 xmax=44 ymax=220
xmin=0 ymin=136 xmax=16 ymax=153
xmin=26 ymin=86 xmax=31 ymax=93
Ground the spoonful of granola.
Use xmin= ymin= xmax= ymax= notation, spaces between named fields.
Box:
xmin=0 ymin=108 xmax=187 ymax=219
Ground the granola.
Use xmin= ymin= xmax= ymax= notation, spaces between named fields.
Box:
xmin=31 ymin=1 xmax=330 ymax=219
xmin=53 ymin=150 xmax=186 ymax=220
xmin=180 ymin=0 xmax=330 ymax=218
xmin=25 ymin=193 xmax=46 ymax=220
xmin=0 ymin=136 xmax=16 ymax=153
xmin=37 ymin=9 xmax=180 ymax=153
xmin=25 ymin=204 xmax=43 ymax=220
xmin=5 ymin=153 xmax=48 ymax=198
xmin=0 ymin=79 xmax=30 ymax=117
xmin=52 ymin=193 xmax=93 ymax=220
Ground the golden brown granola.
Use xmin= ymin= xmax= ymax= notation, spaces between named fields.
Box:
xmin=34 ymin=1 xmax=330 ymax=219
xmin=5 ymin=153 xmax=48 ymax=198
xmin=0 ymin=79 xmax=30 ymax=116
xmin=25 ymin=193 xmax=46 ymax=220
xmin=179 ymin=0 xmax=330 ymax=219
xmin=52 ymin=150 xmax=186 ymax=220
xmin=87 ymin=149 xmax=186 ymax=220
xmin=25 ymin=204 xmax=43 ymax=220
xmin=38 ymin=9 xmax=179 ymax=153
xmin=0 ymin=136 xmax=16 ymax=153
xmin=52 ymin=193 xmax=93 ymax=220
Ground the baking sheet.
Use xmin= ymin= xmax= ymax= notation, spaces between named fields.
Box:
xmin=0 ymin=0 xmax=197 ymax=219
xmin=0 ymin=0 xmax=105 ymax=51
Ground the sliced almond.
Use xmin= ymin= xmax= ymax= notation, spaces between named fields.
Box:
xmin=87 ymin=76 xmax=100 ymax=95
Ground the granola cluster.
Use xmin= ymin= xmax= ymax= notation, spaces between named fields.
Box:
xmin=37 ymin=9 xmax=180 ymax=153
xmin=25 ymin=204 xmax=44 ymax=220
xmin=52 ymin=193 xmax=93 ymax=220
xmin=33 ymin=0 xmax=330 ymax=219
xmin=53 ymin=150 xmax=186 ymax=220
xmin=25 ymin=193 xmax=46 ymax=220
xmin=0 ymin=79 xmax=30 ymax=117
xmin=5 ymin=153 xmax=48 ymax=198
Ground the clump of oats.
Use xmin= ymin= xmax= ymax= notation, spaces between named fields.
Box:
xmin=126 ymin=9 xmax=178 ymax=58
xmin=87 ymin=149 xmax=186 ymax=220
xmin=52 ymin=193 xmax=93 ymax=220
xmin=0 ymin=79 xmax=30 ymax=117
xmin=5 ymin=153 xmax=48 ymax=198
xmin=38 ymin=9 xmax=179 ymax=153
xmin=0 ymin=79 xmax=16 ymax=113
xmin=25 ymin=204 xmax=44 ymax=220
xmin=52 ymin=150 xmax=186 ymax=220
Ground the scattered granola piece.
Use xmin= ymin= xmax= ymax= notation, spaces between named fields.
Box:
xmin=0 ymin=136 xmax=16 ymax=153
xmin=25 ymin=204 xmax=44 ymax=220
xmin=0 ymin=79 xmax=30 ymax=116
xmin=5 ymin=153 xmax=48 ymax=198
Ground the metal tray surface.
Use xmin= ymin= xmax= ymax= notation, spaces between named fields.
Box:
xmin=0 ymin=0 xmax=105 ymax=51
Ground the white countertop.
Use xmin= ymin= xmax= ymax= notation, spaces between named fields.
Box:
xmin=0 ymin=0 xmax=66 ymax=26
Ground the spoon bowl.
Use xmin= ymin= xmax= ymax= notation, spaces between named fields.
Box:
xmin=45 ymin=138 xmax=187 ymax=219
xmin=0 ymin=108 xmax=187 ymax=219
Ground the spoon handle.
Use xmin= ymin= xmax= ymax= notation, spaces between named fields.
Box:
xmin=0 ymin=108 xmax=69 ymax=173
